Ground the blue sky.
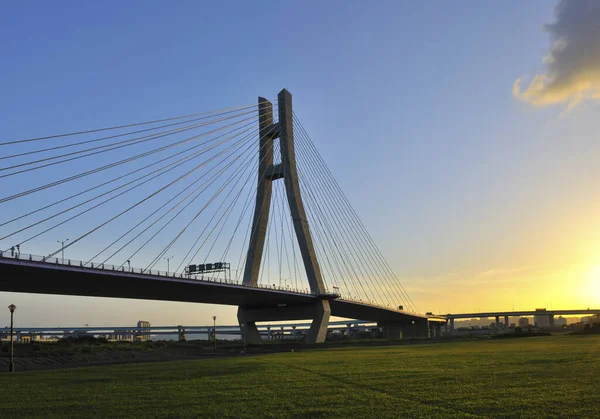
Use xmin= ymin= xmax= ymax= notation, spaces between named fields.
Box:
xmin=1 ymin=1 xmax=599 ymax=327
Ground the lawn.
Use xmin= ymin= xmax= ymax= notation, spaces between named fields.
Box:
xmin=1 ymin=335 xmax=599 ymax=418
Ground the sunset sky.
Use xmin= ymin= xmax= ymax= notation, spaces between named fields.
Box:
xmin=1 ymin=1 xmax=599 ymax=327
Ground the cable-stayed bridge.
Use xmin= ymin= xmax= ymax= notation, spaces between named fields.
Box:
xmin=0 ymin=89 xmax=441 ymax=343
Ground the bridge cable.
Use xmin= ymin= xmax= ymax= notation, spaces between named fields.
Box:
xmin=0 ymin=120 xmax=258 ymax=229
xmin=293 ymin=116 xmax=399 ymax=307
xmin=0 ymin=101 xmax=269 ymax=146
xmin=295 ymin=155 xmax=368 ymax=302
xmin=111 ymin=134 xmax=259 ymax=270
xmin=175 ymin=125 xmax=279 ymax=274
xmin=86 ymin=127 xmax=262 ymax=266
xmin=273 ymin=178 xmax=298 ymax=291
xmin=217 ymin=136 xmax=280 ymax=276
xmin=0 ymin=116 xmax=259 ymax=204
xmin=0 ymin=106 xmax=258 ymax=162
xmin=42 ymin=126 xmax=260 ymax=261
xmin=1 ymin=124 xmax=256 ymax=245
xmin=294 ymin=123 xmax=400 ymax=308
xmin=295 ymin=128 xmax=417 ymax=312
xmin=276 ymin=137 xmax=335 ymax=294
xmin=169 ymin=120 xmax=280 ymax=274
xmin=294 ymin=132 xmax=393 ymax=308
xmin=293 ymin=114 xmax=418 ymax=312
xmin=143 ymin=134 xmax=271 ymax=272
xmin=209 ymin=126 xmax=290 ymax=276
xmin=0 ymin=112 xmax=254 ymax=179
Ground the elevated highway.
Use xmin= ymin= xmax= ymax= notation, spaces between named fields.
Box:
xmin=446 ymin=310 xmax=600 ymax=319
xmin=446 ymin=309 xmax=600 ymax=330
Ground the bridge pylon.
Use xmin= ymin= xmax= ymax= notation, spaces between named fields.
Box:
xmin=237 ymin=89 xmax=331 ymax=344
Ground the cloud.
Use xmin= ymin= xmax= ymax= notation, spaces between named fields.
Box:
xmin=514 ymin=0 xmax=600 ymax=110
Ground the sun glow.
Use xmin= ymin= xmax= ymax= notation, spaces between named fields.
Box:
xmin=585 ymin=264 xmax=600 ymax=304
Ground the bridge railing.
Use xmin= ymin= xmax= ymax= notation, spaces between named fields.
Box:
xmin=0 ymin=251 xmax=420 ymax=315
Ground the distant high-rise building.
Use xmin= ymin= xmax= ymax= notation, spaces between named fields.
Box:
xmin=136 ymin=320 xmax=151 ymax=341
xmin=518 ymin=317 xmax=529 ymax=328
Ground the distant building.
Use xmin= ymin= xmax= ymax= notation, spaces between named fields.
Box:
xmin=114 ymin=329 xmax=134 ymax=341
xmin=136 ymin=320 xmax=151 ymax=341
xmin=518 ymin=317 xmax=529 ymax=328
xmin=554 ymin=316 xmax=567 ymax=327
xmin=580 ymin=316 xmax=596 ymax=324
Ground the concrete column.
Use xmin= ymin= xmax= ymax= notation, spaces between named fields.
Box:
xmin=450 ymin=318 xmax=455 ymax=333
xmin=549 ymin=314 xmax=555 ymax=327
xmin=237 ymin=307 xmax=262 ymax=345
xmin=267 ymin=326 xmax=272 ymax=340
xmin=346 ymin=323 xmax=352 ymax=338
xmin=278 ymin=89 xmax=327 ymax=295
xmin=495 ymin=316 xmax=500 ymax=331
xmin=307 ymin=300 xmax=331 ymax=344
xmin=242 ymin=98 xmax=276 ymax=287
xmin=504 ymin=315 xmax=509 ymax=330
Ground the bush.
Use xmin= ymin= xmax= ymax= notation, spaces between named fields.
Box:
xmin=57 ymin=335 xmax=108 ymax=345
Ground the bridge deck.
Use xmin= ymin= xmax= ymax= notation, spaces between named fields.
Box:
xmin=0 ymin=255 xmax=426 ymax=324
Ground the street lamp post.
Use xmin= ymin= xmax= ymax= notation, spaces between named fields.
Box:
xmin=57 ymin=239 xmax=69 ymax=263
xmin=8 ymin=304 xmax=16 ymax=372
xmin=212 ymin=316 xmax=217 ymax=357
xmin=412 ymin=320 xmax=416 ymax=344
xmin=163 ymin=256 xmax=174 ymax=273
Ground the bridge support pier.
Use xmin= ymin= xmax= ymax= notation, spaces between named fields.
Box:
xmin=504 ymin=315 xmax=509 ymax=330
xmin=403 ymin=319 xmax=430 ymax=339
xmin=237 ymin=300 xmax=331 ymax=344
xmin=237 ymin=308 xmax=263 ymax=345
xmin=429 ymin=322 xmax=442 ymax=338
xmin=378 ymin=322 xmax=403 ymax=339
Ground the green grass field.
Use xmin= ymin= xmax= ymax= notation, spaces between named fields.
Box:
xmin=1 ymin=335 xmax=599 ymax=418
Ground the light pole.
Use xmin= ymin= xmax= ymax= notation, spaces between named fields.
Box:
xmin=163 ymin=256 xmax=174 ymax=273
xmin=240 ymin=323 xmax=246 ymax=354
xmin=126 ymin=260 xmax=131 ymax=270
xmin=8 ymin=304 xmax=16 ymax=372
xmin=57 ymin=239 xmax=69 ymax=263
xmin=212 ymin=316 xmax=217 ymax=357
xmin=412 ymin=320 xmax=416 ymax=344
